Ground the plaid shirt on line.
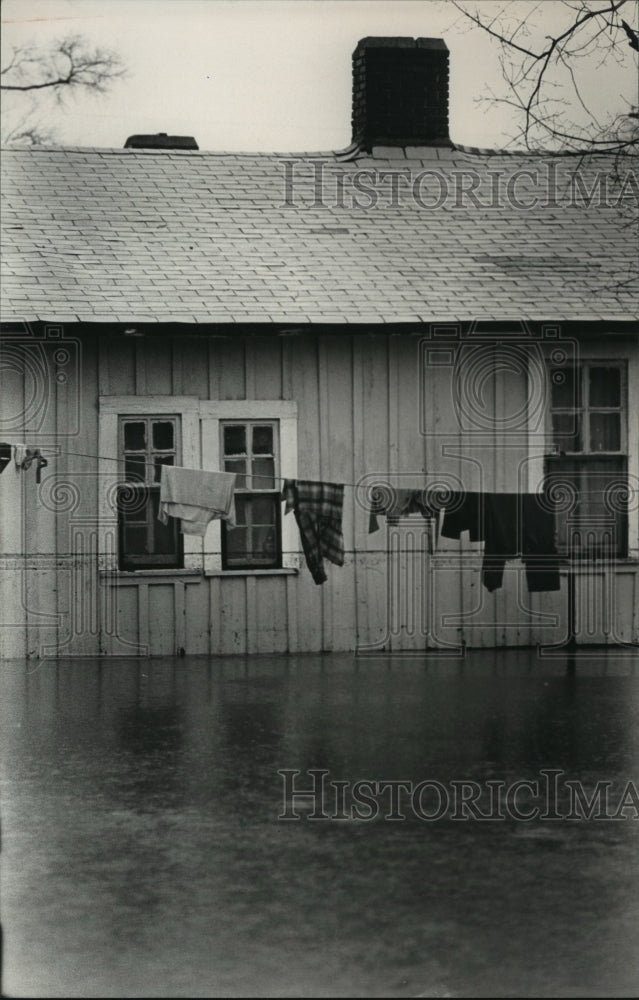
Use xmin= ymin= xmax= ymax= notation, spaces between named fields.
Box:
xmin=282 ymin=479 xmax=345 ymax=585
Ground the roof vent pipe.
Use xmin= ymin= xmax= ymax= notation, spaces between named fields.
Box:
xmin=124 ymin=133 xmax=199 ymax=150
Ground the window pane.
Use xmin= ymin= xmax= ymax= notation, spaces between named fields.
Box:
xmin=552 ymin=413 xmax=581 ymax=452
xmin=590 ymin=413 xmax=620 ymax=452
xmin=152 ymin=421 xmax=174 ymax=450
xmin=251 ymin=495 xmax=277 ymax=525
xmin=117 ymin=484 xmax=148 ymax=517
xmin=572 ymin=464 xmax=625 ymax=556
xmin=545 ymin=458 xmax=626 ymax=557
xmin=124 ymin=526 xmax=148 ymax=555
xmin=125 ymin=456 xmax=146 ymax=482
xmin=118 ymin=415 xmax=183 ymax=571
xmin=252 ymin=526 xmax=277 ymax=559
xmin=124 ymin=421 xmax=146 ymax=451
xmin=225 ymin=459 xmax=246 ymax=488
xmin=589 ymin=367 xmax=620 ymax=408
xmin=154 ymin=455 xmax=174 ymax=483
xmin=154 ymin=517 xmax=179 ymax=555
xmin=234 ymin=495 xmax=248 ymax=525
xmin=121 ymin=501 xmax=147 ymax=524
xmin=551 ymin=368 xmax=580 ymax=409
xmin=252 ymin=425 xmax=273 ymax=455
xmin=252 ymin=457 xmax=275 ymax=488
xmin=225 ymin=526 xmax=248 ymax=559
xmin=151 ymin=492 xmax=178 ymax=555
xmin=223 ymin=425 xmax=246 ymax=455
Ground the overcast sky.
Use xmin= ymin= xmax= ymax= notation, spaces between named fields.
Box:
xmin=1 ymin=0 xmax=636 ymax=151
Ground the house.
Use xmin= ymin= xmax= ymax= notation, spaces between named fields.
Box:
xmin=1 ymin=37 xmax=638 ymax=659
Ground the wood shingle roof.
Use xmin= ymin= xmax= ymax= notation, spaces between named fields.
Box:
xmin=1 ymin=144 xmax=637 ymax=324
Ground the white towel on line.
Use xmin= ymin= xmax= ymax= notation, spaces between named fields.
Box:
xmin=158 ymin=466 xmax=237 ymax=536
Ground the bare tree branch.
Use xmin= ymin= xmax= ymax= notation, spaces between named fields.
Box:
xmin=1 ymin=33 xmax=125 ymax=146
xmin=450 ymin=0 xmax=638 ymax=152
xmin=1 ymin=35 xmax=124 ymax=93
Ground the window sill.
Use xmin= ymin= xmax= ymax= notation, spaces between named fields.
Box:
xmin=99 ymin=567 xmax=300 ymax=580
xmin=100 ymin=569 xmax=203 ymax=581
xmin=559 ymin=559 xmax=639 ymax=568
xmin=205 ymin=568 xmax=298 ymax=577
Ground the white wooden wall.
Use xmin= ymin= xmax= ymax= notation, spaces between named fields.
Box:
xmin=1 ymin=329 xmax=637 ymax=658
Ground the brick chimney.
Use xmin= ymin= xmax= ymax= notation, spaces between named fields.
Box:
xmin=352 ymin=37 xmax=451 ymax=151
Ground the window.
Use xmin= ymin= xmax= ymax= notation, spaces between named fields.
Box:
xmin=546 ymin=362 xmax=628 ymax=557
xmin=220 ymin=421 xmax=281 ymax=569
xmin=117 ymin=415 xmax=183 ymax=570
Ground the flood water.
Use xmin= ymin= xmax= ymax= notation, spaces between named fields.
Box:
xmin=1 ymin=650 xmax=638 ymax=998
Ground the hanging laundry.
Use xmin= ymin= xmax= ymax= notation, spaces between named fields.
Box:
xmin=282 ymin=479 xmax=344 ymax=585
xmin=158 ymin=466 xmax=236 ymax=536
xmin=13 ymin=446 xmax=47 ymax=479
xmin=440 ymin=490 xmax=560 ymax=593
xmin=521 ymin=493 xmax=561 ymax=593
xmin=0 ymin=443 xmax=12 ymax=474
xmin=440 ymin=491 xmax=483 ymax=543
xmin=481 ymin=493 xmax=519 ymax=592
xmin=368 ymin=487 xmax=438 ymax=554
xmin=33 ymin=451 xmax=48 ymax=484
xmin=482 ymin=493 xmax=560 ymax=593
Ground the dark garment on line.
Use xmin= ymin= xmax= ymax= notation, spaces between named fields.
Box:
xmin=282 ymin=479 xmax=345 ymax=585
xmin=368 ymin=487 xmax=438 ymax=554
xmin=482 ymin=492 xmax=560 ymax=593
xmin=482 ymin=493 xmax=519 ymax=592
xmin=440 ymin=491 xmax=483 ymax=543
xmin=0 ymin=443 xmax=11 ymax=474
xmin=521 ymin=493 xmax=561 ymax=593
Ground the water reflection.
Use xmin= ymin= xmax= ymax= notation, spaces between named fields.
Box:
xmin=1 ymin=651 xmax=638 ymax=998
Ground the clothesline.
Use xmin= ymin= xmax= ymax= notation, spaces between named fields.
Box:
xmin=23 ymin=448 xmax=557 ymax=509
xmin=5 ymin=444 xmax=563 ymax=594
xmin=54 ymin=449 xmax=445 ymax=494
xmin=10 ymin=448 xmax=559 ymax=512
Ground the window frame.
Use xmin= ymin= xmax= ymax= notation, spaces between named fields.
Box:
xmin=99 ymin=396 xmax=202 ymax=574
xmin=545 ymin=360 xmax=629 ymax=559
xmin=548 ymin=360 xmax=627 ymax=457
xmin=117 ymin=414 xmax=183 ymax=571
xmin=199 ymin=400 xmax=298 ymax=575
xmin=220 ymin=418 xmax=282 ymax=570
xmin=99 ymin=397 xmax=298 ymax=576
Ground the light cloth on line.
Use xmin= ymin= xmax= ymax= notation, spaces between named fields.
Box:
xmin=159 ymin=466 xmax=237 ymax=536
xmin=13 ymin=444 xmax=28 ymax=469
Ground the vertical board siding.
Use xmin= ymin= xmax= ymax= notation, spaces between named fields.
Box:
xmin=60 ymin=335 xmax=100 ymax=657
xmin=148 ymin=584 xmax=176 ymax=655
xmin=353 ymin=335 xmax=392 ymax=652
xmin=217 ymin=577 xmax=248 ymax=655
xmin=250 ymin=336 xmax=282 ymax=400
xmin=113 ymin=585 xmax=139 ymax=655
xmin=254 ymin=576 xmax=289 ymax=654
xmin=24 ymin=338 xmax=59 ymax=658
xmin=320 ymin=336 xmax=355 ymax=651
xmin=185 ymin=577 xmax=211 ymax=654
xmin=0 ymin=343 xmax=27 ymax=656
xmin=208 ymin=337 xmax=246 ymax=400
xmin=281 ymin=335 xmax=324 ymax=649
xmin=394 ymin=335 xmax=427 ymax=651
xmin=2 ymin=327 xmax=637 ymax=657
xmin=174 ymin=337 xmax=209 ymax=399
xmin=139 ymin=339 xmax=173 ymax=396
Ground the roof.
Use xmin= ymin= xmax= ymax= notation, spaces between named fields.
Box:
xmin=1 ymin=144 xmax=638 ymax=325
